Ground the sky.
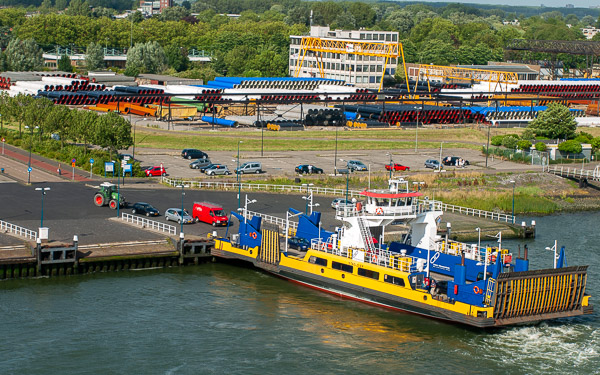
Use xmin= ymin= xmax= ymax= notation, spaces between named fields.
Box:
xmin=413 ymin=0 xmax=600 ymax=9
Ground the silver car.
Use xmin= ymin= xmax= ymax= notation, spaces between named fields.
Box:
xmin=165 ymin=208 xmax=193 ymax=224
xmin=189 ymin=158 xmax=212 ymax=169
xmin=205 ymin=164 xmax=231 ymax=175
xmin=331 ymin=198 xmax=353 ymax=209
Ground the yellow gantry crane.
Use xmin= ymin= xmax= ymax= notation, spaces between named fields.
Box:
xmin=293 ymin=37 xmax=410 ymax=92
xmin=416 ymin=64 xmax=519 ymax=93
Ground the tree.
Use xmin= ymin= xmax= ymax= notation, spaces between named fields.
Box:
xmin=4 ymin=38 xmax=43 ymax=71
xmin=24 ymin=98 xmax=54 ymax=140
xmin=55 ymin=0 xmax=68 ymax=10
xmin=44 ymin=105 xmax=73 ymax=148
xmin=165 ymin=45 xmax=189 ymax=72
xmin=517 ymin=139 xmax=532 ymax=151
xmin=93 ymin=112 xmax=133 ymax=158
xmin=125 ymin=41 xmax=167 ymax=75
xmin=85 ymin=42 xmax=105 ymax=71
xmin=65 ymin=0 xmax=91 ymax=17
xmin=535 ymin=142 xmax=548 ymax=151
xmin=528 ymin=103 xmax=577 ymax=140
xmin=72 ymin=110 xmax=98 ymax=154
xmin=502 ymin=135 xmax=519 ymax=149
xmin=160 ymin=6 xmax=190 ymax=22
xmin=58 ymin=54 xmax=73 ymax=72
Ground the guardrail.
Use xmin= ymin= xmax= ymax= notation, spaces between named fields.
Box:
xmin=545 ymin=165 xmax=600 ymax=182
xmin=163 ymin=178 xmax=514 ymax=223
xmin=0 ymin=220 xmax=37 ymax=240
xmin=243 ymin=209 xmax=298 ymax=235
xmin=121 ymin=213 xmax=177 ymax=235
xmin=439 ymin=203 xmax=515 ymax=223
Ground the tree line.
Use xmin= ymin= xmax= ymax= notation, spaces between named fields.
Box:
xmin=0 ymin=1 xmax=598 ymax=79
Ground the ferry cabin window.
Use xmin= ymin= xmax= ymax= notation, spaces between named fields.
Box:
xmin=332 ymin=261 xmax=353 ymax=273
xmin=357 ymin=268 xmax=379 ymax=280
xmin=384 ymin=275 xmax=405 ymax=287
xmin=309 ymin=256 xmax=328 ymax=267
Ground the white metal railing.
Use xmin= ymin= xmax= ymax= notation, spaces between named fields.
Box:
xmin=0 ymin=220 xmax=37 ymax=240
xmin=545 ymin=165 xmax=600 ymax=182
xmin=163 ymin=178 xmax=514 ymax=223
xmin=243 ymin=209 xmax=298 ymax=235
xmin=121 ymin=213 xmax=177 ymax=235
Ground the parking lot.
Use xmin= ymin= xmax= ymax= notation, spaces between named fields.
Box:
xmin=134 ymin=145 xmax=538 ymax=181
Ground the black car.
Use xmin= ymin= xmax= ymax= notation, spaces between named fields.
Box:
xmin=443 ymin=156 xmax=469 ymax=166
xmin=288 ymin=236 xmax=311 ymax=251
xmin=131 ymin=202 xmax=159 ymax=217
xmin=295 ymin=164 xmax=323 ymax=174
xmin=181 ymin=148 xmax=208 ymax=160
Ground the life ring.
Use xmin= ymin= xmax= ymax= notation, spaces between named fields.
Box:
xmin=375 ymin=207 xmax=384 ymax=215
xmin=250 ymin=232 xmax=257 ymax=239
xmin=473 ymin=285 xmax=482 ymax=294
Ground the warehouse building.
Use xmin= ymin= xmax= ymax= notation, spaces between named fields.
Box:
xmin=289 ymin=26 xmax=400 ymax=89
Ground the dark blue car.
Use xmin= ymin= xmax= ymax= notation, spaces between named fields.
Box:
xmin=288 ymin=237 xmax=310 ymax=251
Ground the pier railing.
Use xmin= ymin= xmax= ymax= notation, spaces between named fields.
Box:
xmin=544 ymin=165 xmax=600 ymax=182
xmin=121 ymin=213 xmax=177 ymax=235
xmin=0 ymin=220 xmax=37 ymax=240
xmin=163 ymin=178 xmax=515 ymax=223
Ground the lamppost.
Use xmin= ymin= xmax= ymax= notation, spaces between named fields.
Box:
xmin=302 ymin=183 xmax=314 ymax=214
xmin=285 ymin=210 xmax=303 ymax=254
xmin=485 ymin=124 xmax=491 ymax=168
xmin=334 ymin=125 xmax=339 ymax=175
xmin=339 ymin=165 xmax=350 ymax=203
xmin=243 ymin=194 xmax=257 ymax=224
xmin=510 ymin=180 xmax=516 ymax=224
xmin=237 ymin=141 xmax=243 ymax=209
xmin=132 ymin=117 xmax=147 ymax=160
xmin=387 ymin=152 xmax=393 ymax=180
xmin=35 ymin=187 xmax=50 ymax=228
xmin=545 ymin=240 xmax=558 ymax=269
xmin=25 ymin=125 xmax=39 ymax=184
xmin=176 ymin=184 xmax=188 ymax=234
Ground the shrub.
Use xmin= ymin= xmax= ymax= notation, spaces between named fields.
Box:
xmin=491 ymin=135 xmax=504 ymax=146
xmin=501 ymin=135 xmax=519 ymax=149
xmin=535 ymin=142 xmax=547 ymax=151
xmin=591 ymin=137 xmax=600 ymax=151
xmin=558 ymin=140 xmax=582 ymax=154
xmin=517 ymin=140 xmax=532 ymax=150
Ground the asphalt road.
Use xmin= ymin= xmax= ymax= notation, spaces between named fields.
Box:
xmin=0 ymin=181 xmax=339 ymax=245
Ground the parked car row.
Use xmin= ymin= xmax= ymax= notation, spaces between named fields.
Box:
xmin=130 ymin=200 xmax=231 ymax=227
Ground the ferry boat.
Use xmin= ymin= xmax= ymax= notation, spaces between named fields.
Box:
xmin=212 ymin=179 xmax=593 ymax=328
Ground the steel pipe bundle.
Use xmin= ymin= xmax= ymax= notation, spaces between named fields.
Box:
xmin=340 ymin=104 xmax=477 ymax=126
xmin=201 ymin=116 xmax=237 ymax=127
xmin=304 ymin=108 xmax=345 ymax=126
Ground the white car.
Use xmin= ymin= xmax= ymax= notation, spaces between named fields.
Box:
xmin=205 ymin=164 xmax=231 ymax=176
xmin=165 ymin=208 xmax=193 ymax=224
xmin=331 ymin=198 xmax=353 ymax=209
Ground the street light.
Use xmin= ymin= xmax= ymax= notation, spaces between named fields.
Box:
xmin=387 ymin=152 xmax=393 ymax=180
xmin=302 ymin=183 xmax=314 ymax=214
xmin=237 ymin=141 xmax=243 ymax=209
xmin=545 ymin=240 xmax=558 ymax=269
xmin=302 ymin=185 xmax=320 ymax=214
xmin=25 ymin=125 xmax=39 ymax=184
xmin=35 ymin=187 xmax=50 ymax=228
xmin=334 ymin=125 xmax=339 ymax=175
xmin=510 ymin=180 xmax=515 ymax=224
xmin=176 ymin=184 xmax=189 ymax=234
xmin=243 ymin=194 xmax=257 ymax=224
xmin=338 ymin=163 xmax=351 ymax=203
xmin=132 ymin=117 xmax=147 ymax=160
xmin=285 ymin=210 xmax=303 ymax=254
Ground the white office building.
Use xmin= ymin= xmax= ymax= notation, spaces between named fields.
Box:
xmin=289 ymin=26 xmax=400 ymax=89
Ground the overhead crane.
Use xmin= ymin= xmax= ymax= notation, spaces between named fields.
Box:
xmin=416 ymin=64 xmax=519 ymax=93
xmin=293 ymin=36 xmax=410 ymax=92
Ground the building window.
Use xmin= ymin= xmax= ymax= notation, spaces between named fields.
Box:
xmin=393 ymin=34 xmax=398 ymax=42
xmin=356 ymin=76 xmax=362 ymax=83
xmin=386 ymin=34 xmax=391 ymax=41
xmin=376 ymin=76 xmax=381 ymax=83
xmin=360 ymin=33 xmax=365 ymax=40
xmin=366 ymin=33 xmax=372 ymax=40
xmin=370 ymin=76 xmax=376 ymax=83
xmin=357 ymin=267 xmax=379 ymax=280
xmin=370 ymin=65 xmax=376 ymax=72
xmin=377 ymin=65 xmax=382 ymax=72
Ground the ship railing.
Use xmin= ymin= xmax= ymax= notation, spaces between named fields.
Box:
xmin=335 ymin=200 xmax=441 ymax=219
xmin=244 ymin=209 xmax=298 ymax=235
xmin=311 ymin=238 xmax=422 ymax=273
xmin=435 ymin=240 xmax=514 ymax=264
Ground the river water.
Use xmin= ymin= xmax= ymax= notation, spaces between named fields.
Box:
xmin=1 ymin=212 xmax=598 ymax=375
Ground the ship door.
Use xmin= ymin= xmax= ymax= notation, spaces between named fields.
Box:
xmin=258 ymin=223 xmax=281 ymax=265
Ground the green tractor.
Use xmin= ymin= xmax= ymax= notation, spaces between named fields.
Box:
xmin=93 ymin=182 xmax=126 ymax=209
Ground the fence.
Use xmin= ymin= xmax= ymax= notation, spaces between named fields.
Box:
xmin=164 ymin=178 xmax=514 ymax=223
xmin=0 ymin=220 xmax=37 ymax=240
xmin=121 ymin=213 xmax=177 ymax=235
xmin=544 ymin=165 xmax=600 ymax=182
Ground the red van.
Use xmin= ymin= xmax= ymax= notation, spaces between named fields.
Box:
xmin=192 ymin=202 xmax=229 ymax=226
